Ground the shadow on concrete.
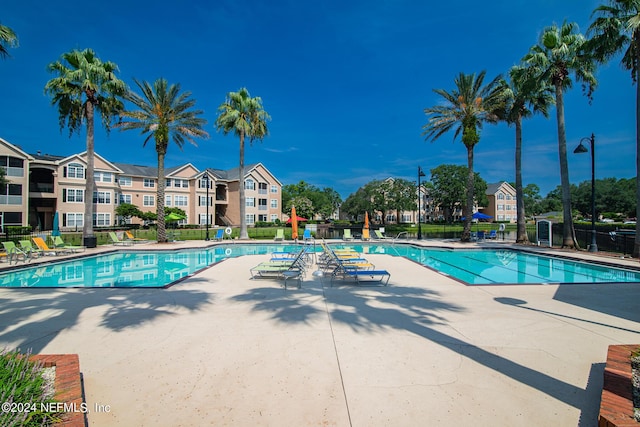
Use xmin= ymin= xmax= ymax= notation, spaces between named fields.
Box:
xmin=553 ymin=282 xmax=640 ymax=324
xmin=232 ymin=275 xmax=608 ymax=425
xmin=0 ymin=287 xmax=214 ymax=352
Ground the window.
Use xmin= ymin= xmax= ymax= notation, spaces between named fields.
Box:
xmin=199 ymin=177 xmax=212 ymax=189
xmin=497 ymin=204 xmax=504 ymax=211
xmin=245 ymin=213 xmax=255 ymax=224
xmin=258 ymin=198 xmax=267 ymax=210
xmin=258 ymin=214 xmax=267 ymax=222
xmin=270 ymin=214 xmax=279 ymax=222
xmin=199 ymin=214 xmax=211 ymax=225
xmin=506 ymin=195 xmax=512 ymax=200
xmin=93 ymin=191 xmax=111 ymax=204
xmin=94 ymin=172 xmax=113 ymax=183
xmin=118 ymin=176 xmax=132 ymax=187
xmin=199 ymin=196 xmax=212 ymax=206
xmin=64 ymin=189 xmax=84 ymax=203
xmin=270 ymin=185 xmax=278 ymax=193
xmin=0 ymin=183 xmax=22 ymax=205
xmin=497 ymin=214 xmax=505 ymax=221
xmin=165 ymin=195 xmax=172 ymax=206
xmin=402 ymin=214 xmax=412 ymax=222
xmin=64 ymin=213 xmax=83 ymax=227
xmin=119 ymin=194 xmax=132 ymax=204
xmin=246 ymin=197 xmax=255 ymax=207
xmin=166 ymin=179 xmax=172 ymax=188
xmin=143 ymin=195 xmax=154 ymax=206
xmin=176 ymin=179 xmax=188 ymax=188
xmin=174 ymin=195 xmax=188 ymax=207
xmin=93 ymin=213 xmax=111 ymax=226
xmin=0 ymin=156 xmax=24 ymax=177
xmin=244 ymin=179 xmax=255 ymax=190
xmin=67 ymin=163 xmax=84 ymax=179
xmin=143 ymin=179 xmax=155 ymax=188
xmin=270 ymin=199 xmax=278 ymax=209
xmin=258 ymin=182 xmax=267 ymax=194
xmin=506 ymin=205 xmax=512 ymax=210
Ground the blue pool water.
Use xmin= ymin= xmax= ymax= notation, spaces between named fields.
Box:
xmin=0 ymin=243 xmax=639 ymax=288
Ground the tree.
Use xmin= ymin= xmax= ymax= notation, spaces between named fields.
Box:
xmin=117 ymin=78 xmax=209 ymax=243
xmin=587 ymin=1 xmax=640 ymax=256
xmin=215 ymin=88 xmax=270 ymax=239
xmin=430 ymin=165 xmax=488 ymax=222
xmin=523 ymin=22 xmax=597 ymax=249
xmin=0 ymin=23 xmax=18 ymax=58
xmin=504 ymin=65 xmax=554 ymax=243
xmin=521 ymin=183 xmax=544 ymax=217
xmin=341 ymin=184 xmax=377 ymax=221
xmin=114 ymin=203 xmax=143 ymax=225
xmin=45 ymin=49 xmax=126 ymax=245
xmin=382 ymin=178 xmax=417 ymax=223
xmin=282 ymin=181 xmax=342 ymax=220
xmin=285 ymin=196 xmax=313 ymax=220
xmin=423 ymin=71 xmax=507 ymax=241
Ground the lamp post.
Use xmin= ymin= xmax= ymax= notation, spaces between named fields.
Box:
xmin=417 ymin=166 xmax=426 ymax=240
xmin=204 ymin=174 xmax=210 ymax=241
xmin=573 ymin=133 xmax=597 ymax=252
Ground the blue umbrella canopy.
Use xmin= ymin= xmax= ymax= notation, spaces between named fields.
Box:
xmin=461 ymin=212 xmax=493 ymax=221
xmin=52 ymin=211 xmax=61 ymax=236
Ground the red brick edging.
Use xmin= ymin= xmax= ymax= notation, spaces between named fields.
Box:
xmin=30 ymin=354 xmax=85 ymax=427
xmin=599 ymin=345 xmax=639 ymax=427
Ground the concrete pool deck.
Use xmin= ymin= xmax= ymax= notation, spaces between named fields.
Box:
xmin=0 ymin=239 xmax=639 ymax=426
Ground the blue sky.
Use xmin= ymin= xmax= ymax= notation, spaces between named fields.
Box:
xmin=1 ymin=0 xmax=635 ymax=199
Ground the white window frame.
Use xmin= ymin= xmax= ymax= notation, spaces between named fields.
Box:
xmin=66 ymin=188 xmax=84 ymax=203
xmin=246 ymin=197 xmax=255 ymax=207
xmin=143 ymin=178 xmax=155 ymax=188
xmin=174 ymin=195 xmax=188 ymax=207
xmin=143 ymin=195 xmax=155 ymax=206
xmin=67 ymin=163 xmax=84 ymax=179
xmin=244 ymin=179 xmax=255 ymax=190
xmin=119 ymin=194 xmax=132 ymax=204
xmin=118 ymin=176 xmax=132 ymax=187
xmin=270 ymin=199 xmax=278 ymax=208
xmin=93 ymin=191 xmax=111 ymax=204
xmin=270 ymin=185 xmax=278 ymax=193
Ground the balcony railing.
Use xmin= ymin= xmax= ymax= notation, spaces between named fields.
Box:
xmin=0 ymin=195 xmax=22 ymax=205
xmin=29 ymin=183 xmax=54 ymax=193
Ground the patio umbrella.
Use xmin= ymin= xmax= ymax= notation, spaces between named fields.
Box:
xmin=364 ymin=211 xmax=369 ymax=229
xmin=165 ymin=212 xmax=186 ymax=222
xmin=51 ymin=211 xmax=60 ymax=237
xmin=290 ymin=206 xmax=299 ymax=240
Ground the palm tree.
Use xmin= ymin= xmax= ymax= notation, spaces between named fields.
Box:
xmin=45 ymin=48 xmax=126 ymax=246
xmin=0 ymin=23 xmax=18 ymax=58
xmin=523 ymin=22 xmax=597 ymax=249
xmin=215 ymin=88 xmax=270 ymax=239
xmin=422 ymin=71 xmax=507 ymax=242
xmin=587 ymin=1 xmax=640 ymax=256
xmin=117 ymin=78 xmax=209 ymax=243
xmin=504 ymin=64 xmax=554 ymax=243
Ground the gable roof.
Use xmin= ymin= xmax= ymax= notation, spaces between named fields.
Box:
xmin=486 ymin=181 xmax=515 ymax=195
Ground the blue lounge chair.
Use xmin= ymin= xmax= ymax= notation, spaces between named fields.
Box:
xmin=215 ymin=228 xmax=225 ymax=241
xmin=487 ymin=230 xmax=497 ymax=239
xmin=302 ymin=229 xmax=312 ymax=242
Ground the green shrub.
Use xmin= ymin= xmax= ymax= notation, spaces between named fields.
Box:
xmin=0 ymin=348 xmax=61 ymax=426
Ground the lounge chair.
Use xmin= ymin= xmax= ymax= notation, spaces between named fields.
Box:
xmin=19 ymin=240 xmax=43 ymax=258
xmin=274 ymin=228 xmax=284 ymax=241
xmin=125 ymin=230 xmax=149 ymax=244
xmin=373 ymin=230 xmax=388 ymax=240
xmin=303 ymin=229 xmax=312 ymax=242
xmin=487 ymin=230 xmax=497 ymax=240
xmin=476 ymin=231 xmax=485 ymax=241
xmin=342 ymin=229 xmax=353 ymax=241
xmin=214 ymin=228 xmax=225 ymax=241
xmin=32 ymin=237 xmax=60 ymax=256
xmin=361 ymin=229 xmax=371 ymax=241
xmin=109 ymin=231 xmax=133 ymax=246
xmin=53 ymin=236 xmax=85 ymax=253
xmin=2 ymin=241 xmax=31 ymax=264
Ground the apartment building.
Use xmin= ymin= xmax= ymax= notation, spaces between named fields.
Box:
xmin=0 ymin=137 xmax=282 ymax=231
xmin=482 ymin=182 xmax=517 ymax=223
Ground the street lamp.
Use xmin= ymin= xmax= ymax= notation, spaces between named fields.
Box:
xmin=417 ymin=166 xmax=426 ymax=240
xmin=573 ymin=133 xmax=597 ymax=252
xmin=204 ymin=173 xmax=210 ymax=241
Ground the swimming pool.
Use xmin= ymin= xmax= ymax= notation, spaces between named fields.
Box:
xmin=0 ymin=243 xmax=639 ymax=288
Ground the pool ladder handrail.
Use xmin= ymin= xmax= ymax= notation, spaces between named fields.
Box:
xmin=392 ymin=231 xmax=408 ymax=243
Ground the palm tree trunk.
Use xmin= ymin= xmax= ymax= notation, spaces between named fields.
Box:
xmin=515 ymin=116 xmax=529 ymax=243
xmin=555 ymin=82 xmax=578 ymax=248
xmin=634 ymin=54 xmax=640 ymax=257
xmin=239 ymin=131 xmax=248 ymax=239
xmin=462 ymin=145 xmax=474 ymax=242
xmin=84 ymin=100 xmax=95 ymax=239
xmin=157 ymin=150 xmax=167 ymax=243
